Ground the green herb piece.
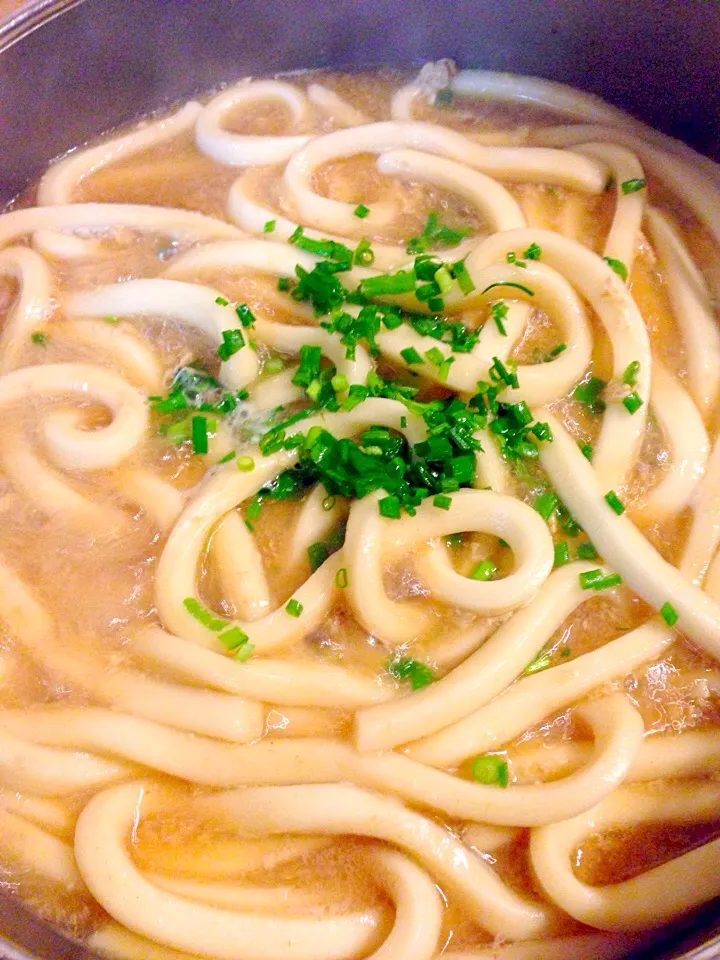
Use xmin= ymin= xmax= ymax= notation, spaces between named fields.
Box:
xmin=489 ymin=356 xmax=519 ymax=389
xmin=31 ymin=331 xmax=47 ymax=345
xmin=354 ymin=203 xmax=370 ymax=219
xmin=579 ymin=569 xmax=622 ymax=590
xmin=433 ymin=494 xmax=452 ymax=510
xmin=218 ymin=626 xmax=250 ymax=651
xmin=603 ymin=257 xmax=628 ymax=281
xmin=491 ymin=301 xmax=508 ymax=336
xmin=264 ymin=357 xmax=284 ymax=376
xmin=288 ymin=226 xmax=354 ymax=265
xmin=534 ymin=491 xmax=558 ymax=521
xmin=546 ymin=343 xmax=567 ymax=360
xmin=191 ymin=415 xmax=210 ymax=455
xmin=406 ymin=212 xmax=471 ymax=254
xmin=378 ymin=495 xmax=401 ymax=519
xmin=621 ymin=178 xmax=646 ymax=194
xmin=481 ymin=281 xmax=535 ymax=297
xmin=524 ymin=651 xmax=552 ymax=675
xmin=604 ymin=490 xmax=625 ymax=515
xmin=452 ymin=259 xmax=476 ymax=295
xmin=576 ymin=542 xmax=599 ymax=560
xmin=470 ymin=560 xmax=497 ymax=581
xmin=554 ymin=541 xmax=570 ymax=566
xmin=434 ymin=265 xmax=453 ymax=295
xmin=435 ymin=86 xmax=453 ymax=106
xmin=579 ymin=443 xmax=594 ymax=461
xmin=263 ymin=219 xmax=277 ymax=233
xmin=183 ymin=597 xmax=227 ymax=632
xmin=623 ymin=391 xmax=643 ymax=415
xmin=215 ymin=296 xmax=229 ymax=306
xmin=336 ymin=567 xmax=348 ymax=588
xmin=217 ymin=328 xmax=245 ymax=361
xmin=660 ymin=601 xmax=678 ymax=626
xmin=286 ymin=598 xmax=303 ymax=617
xmin=471 ymin=755 xmax=509 ymax=787
xmin=387 ymin=656 xmax=434 ymax=690
xmin=277 ymin=277 xmax=291 ymax=292
xmin=506 ymin=251 xmax=526 ymax=268
xmin=308 ymin=542 xmax=329 ymax=572
xmin=292 ymin=344 xmax=323 ymax=388
xmin=236 ymin=455 xmax=255 ymax=472
xmin=523 ymin=242 xmax=542 ymax=260
xmin=235 ymin=304 xmax=256 ymax=329
xmin=572 ymin=376 xmax=606 ymax=410
xmin=322 ymin=495 xmax=336 ymax=510
xmin=233 ymin=642 xmax=255 ymax=662
xmin=425 ymin=346 xmax=446 ymax=368
xmin=354 ymin=237 xmax=375 ymax=266
xmin=400 ymin=346 xmax=423 ymax=365
xmin=623 ymin=360 xmax=640 ymax=386
xmin=331 ymin=373 xmax=349 ymax=393
xmin=359 ymin=269 xmax=416 ymax=297
xmin=218 ymin=450 xmax=236 ymax=464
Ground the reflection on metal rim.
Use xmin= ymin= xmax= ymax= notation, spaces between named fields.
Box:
xmin=0 ymin=0 xmax=88 ymax=54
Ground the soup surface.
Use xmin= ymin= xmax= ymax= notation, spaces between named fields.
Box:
xmin=1 ymin=63 xmax=720 ymax=960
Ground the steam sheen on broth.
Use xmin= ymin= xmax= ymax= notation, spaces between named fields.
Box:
xmin=0 ymin=62 xmax=720 ymax=960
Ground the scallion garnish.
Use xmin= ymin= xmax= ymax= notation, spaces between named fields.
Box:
xmin=400 ymin=346 xmax=423 ymax=365
xmin=621 ymin=178 xmax=646 ymax=195
xmin=336 ymin=567 xmax=348 ymax=588
xmin=285 ymin=598 xmax=303 ymax=617
xmin=387 ymin=656 xmax=434 ymax=689
xmin=481 ymin=281 xmax=534 ymax=297
xmin=534 ymin=491 xmax=558 ymax=521
xmin=30 ymin=331 xmax=47 ymax=346
xmin=471 ymin=755 xmax=509 ymax=787
xmin=604 ymin=490 xmax=625 ymax=515
xmin=576 ymin=542 xmax=599 ymax=560
xmin=553 ymin=541 xmax=570 ymax=566
xmin=623 ymin=360 xmax=640 ymax=386
xmin=491 ymin=302 xmax=508 ymax=336
xmin=183 ymin=597 xmax=228 ymax=632
xmin=236 ymin=455 xmax=255 ymax=472
xmin=191 ymin=415 xmax=210 ymax=455
xmin=523 ymin=242 xmax=542 ymax=260
xmin=359 ymin=269 xmax=416 ymax=297
xmin=603 ymin=257 xmax=628 ymax=282
xmin=378 ymin=495 xmax=401 ymax=519
xmin=263 ymin=219 xmax=276 ymax=233
xmin=623 ymin=391 xmax=643 ymax=415
xmin=660 ymin=601 xmax=678 ymax=626
xmin=354 ymin=203 xmax=370 ymax=219
xmin=470 ymin=559 xmax=497 ymax=581
xmin=433 ymin=494 xmax=452 ymax=510
xmin=217 ymin=328 xmax=245 ymax=361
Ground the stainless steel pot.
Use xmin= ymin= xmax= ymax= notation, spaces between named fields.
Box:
xmin=0 ymin=0 xmax=718 ymax=957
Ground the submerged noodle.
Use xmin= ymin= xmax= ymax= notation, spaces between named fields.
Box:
xmin=0 ymin=64 xmax=719 ymax=960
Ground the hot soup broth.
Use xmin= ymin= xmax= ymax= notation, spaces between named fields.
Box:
xmin=0 ymin=64 xmax=719 ymax=960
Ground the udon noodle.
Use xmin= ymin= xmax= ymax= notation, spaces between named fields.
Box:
xmin=0 ymin=62 xmax=719 ymax=959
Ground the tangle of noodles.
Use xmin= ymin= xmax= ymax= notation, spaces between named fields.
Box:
xmin=0 ymin=62 xmax=719 ymax=960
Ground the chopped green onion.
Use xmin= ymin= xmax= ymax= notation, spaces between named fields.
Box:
xmin=30 ymin=331 xmax=47 ymax=345
xmin=553 ymin=541 xmax=570 ymax=566
xmin=354 ymin=238 xmax=375 ymax=266
xmin=481 ymin=281 xmax=534 ymax=297
xmin=576 ymin=542 xmax=599 ymax=560
xmin=489 ymin=356 xmax=519 ymax=389
xmin=603 ymin=257 xmax=628 ymax=282
xmin=292 ymin=344 xmax=323 ymax=388
xmin=604 ymin=490 xmax=625 ymax=515
xmin=218 ymin=626 xmax=250 ymax=651
xmin=183 ymin=597 xmax=227 ymax=632
xmin=579 ymin=569 xmax=622 ymax=590
xmin=471 ymin=755 xmax=509 ymax=787
xmin=434 ymin=265 xmax=453 ymax=294
xmin=331 ymin=373 xmax=349 ymax=393
xmin=191 ymin=415 xmax=210 ymax=455
xmin=491 ymin=302 xmax=508 ymax=336
xmin=215 ymin=296 xmax=229 ymax=306
xmin=387 ymin=656 xmax=434 ymax=689
xmin=233 ymin=642 xmax=255 ymax=662
xmin=336 ymin=567 xmax=348 ymax=588
xmin=285 ymin=598 xmax=303 ymax=617
xmin=470 ymin=560 xmax=497 ymax=581
xmin=435 ymin=86 xmax=453 ymax=106
xmin=378 ymin=495 xmax=401 ymax=519
xmin=308 ymin=542 xmax=329 ymax=572
xmin=579 ymin=442 xmax=594 ymax=461
xmin=534 ymin=491 xmax=558 ymax=521
xmin=264 ymin=357 xmax=284 ymax=376
xmin=103 ymin=314 xmax=120 ymax=324
xmin=217 ymin=328 xmax=245 ymax=361
xmin=523 ymin=242 xmax=542 ymax=260
xmin=235 ymin=304 xmax=256 ymax=329
xmin=236 ymin=455 xmax=255 ymax=472
xmin=452 ymin=259 xmax=476 ymax=295
xmin=263 ymin=219 xmax=276 ymax=233
xmin=425 ymin=346 xmax=446 ymax=367
xmin=354 ymin=203 xmax=370 ymax=219
xmin=621 ymin=178 xmax=646 ymax=194
xmin=400 ymin=346 xmax=423 ymax=365
xmin=506 ymin=251 xmax=526 ymax=268
xmin=660 ymin=601 xmax=678 ymax=627
xmin=277 ymin=277 xmax=291 ymax=292
xmin=524 ymin=651 xmax=552 ymax=675
xmin=546 ymin=343 xmax=567 ymax=360
xmin=218 ymin=451 xmax=236 ymax=464
xmin=322 ymin=495 xmax=336 ymax=511
xmin=623 ymin=391 xmax=643 ymax=415
xmin=572 ymin=376 xmax=606 ymax=407
xmin=623 ymin=360 xmax=640 ymax=386
xmin=359 ymin=270 xmax=416 ymax=297
xmin=433 ymin=494 xmax=452 ymax=510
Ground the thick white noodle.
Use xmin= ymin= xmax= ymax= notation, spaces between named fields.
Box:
xmin=284 ymin=121 xmax=606 ymax=236
xmin=195 ymin=80 xmax=311 ymax=166
xmin=38 ymin=101 xmax=202 ymax=205
xmin=530 ymin=782 xmax=720 ymax=930
xmin=0 ymin=246 xmax=54 ymax=372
